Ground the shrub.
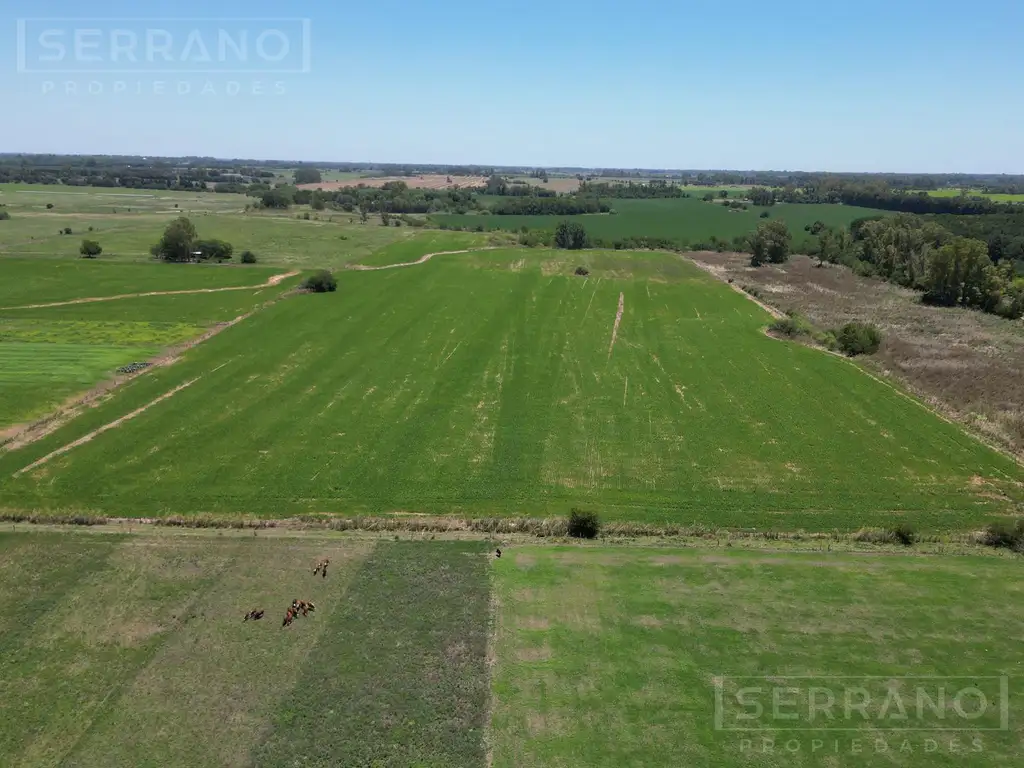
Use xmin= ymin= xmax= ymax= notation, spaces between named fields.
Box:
xmin=759 ymin=211 xmax=770 ymax=218
xmin=46 ymin=203 xmax=54 ymax=209
xmin=574 ymin=266 xmax=589 ymax=276
xmin=63 ymin=227 xmax=73 ymax=235
xmin=834 ymin=321 xmax=882 ymax=356
xmin=554 ymin=220 xmax=589 ymax=250
xmin=0 ymin=210 xmax=9 ymax=221
xmin=79 ymin=239 xmax=102 ymax=258
xmin=891 ymin=523 xmax=915 ymax=546
xmin=981 ymin=519 xmax=1024 ymax=551
xmin=240 ymin=250 xmax=257 ymax=264
xmin=769 ymin=312 xmax=814 ymax=338
xmin=301 ymin=270 xmax=337 ymax=293
xmin=567 ymin=508 xmax=600 ymax=539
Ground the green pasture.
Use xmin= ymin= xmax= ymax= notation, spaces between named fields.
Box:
xmin=0 ymin=258 xmax=293 ymax=428
xmin=492 ymin=544 xmax=1024 ymax=767
xmin=434 ymin=198 xmax=888 ymax=249
xmin=2 ymin=529 xmax=1023 ymax=767
xmin=357 ymin=230 xmax=495 ymax=266
xmin=4 ymin=212 xmax=424 ymax=269
xmin=2 ymin=248 xmax=1020 ymax=529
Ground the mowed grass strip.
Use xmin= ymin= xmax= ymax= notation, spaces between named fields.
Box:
xmin=255 ymin=540 xmax=492 ymax=768
xmin=490 ymin=545 xmax=1024 ymax=768
xmin=61 ymin=536 xmax=371 ymax=768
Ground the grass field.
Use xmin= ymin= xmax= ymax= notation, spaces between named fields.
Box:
xmin=0 ymin=258 xmax=278 ymax=307
xmin=2 ymin=528 xmax=1022 ymax=767
xmin=434 ymin=198 xmax=889 ymax=249
xmin=2 ymin=248 xmax=1020 ymax=529
xmin=0 ymin=529 xmax=491 ymax=768
xmin=0 ymin=259 xmax=296 ymax=429
xmin=492 ymin=544 xmax=1024 ymax=767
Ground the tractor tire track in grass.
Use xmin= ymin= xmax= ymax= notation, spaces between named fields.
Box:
xmin=607 ymin=291 xmax=625 ymax=359
xmin=255 ymin=540 xmax=491 ymax=768
xmin=0 ymin=270 xmax=299 ymax=311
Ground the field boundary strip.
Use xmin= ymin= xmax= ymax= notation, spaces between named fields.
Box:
xmin=0 ymin=270 xmax=299 ymax=311
xmin=347 ymin=246 xmax=502 ymax=271
xmin=13 ymin=377 xmax=201 ymax=477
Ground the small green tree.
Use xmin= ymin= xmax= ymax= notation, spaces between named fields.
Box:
xmin=554 ymin=220 xmax=589 ymax=250
xmin=834 ymin=322 xmax=882 ymax=356
xmin=240 ymin=250 xmax=257 ymax=264
xmin=151 ymin=216 xmax=198 ymax=262
xmin=749 ymin=220 xmax=792 ymax=266
xmin=293 ymin=167 xmax=322 ymax=185
xmin=195 ymin=239 xmax=234 ymax=262
xmin=79 ymin=239 xmax=102 ymax=258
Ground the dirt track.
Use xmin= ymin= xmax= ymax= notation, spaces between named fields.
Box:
xmin=347 ymin=247 xmax=500 ymax=271
xmin=0 ymin=270 xmax=299 ymax=311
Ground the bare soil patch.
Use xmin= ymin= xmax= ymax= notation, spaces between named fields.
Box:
xmin=689 ymin=251 xmax=1024 ymax=459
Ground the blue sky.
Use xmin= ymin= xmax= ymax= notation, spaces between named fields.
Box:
xmin=2 ymin=0 xmax=1023 ymax=172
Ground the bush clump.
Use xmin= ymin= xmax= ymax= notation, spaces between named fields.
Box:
xmin=834 ymin=321 xmax=882 ymax=356
xmin=301 ymin=270 xmax=337 ymax=293
xmin=981 ymin=519 xmax=1024 ymax=551
xmin=567 ymin=508 xmax=600 ymax=539
xmin=240 ymin=250 xmax=257 ymax=264
xmin=574 ymin=266 xmax=590 ymax=276
xmin=769 ymin=311 xmax=815 ymax=338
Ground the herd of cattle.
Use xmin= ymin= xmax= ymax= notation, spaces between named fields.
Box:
xmin=242 ymin=558 xmax=329 ymax=628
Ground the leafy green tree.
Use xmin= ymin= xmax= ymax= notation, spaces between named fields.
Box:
xmin=195 ymin=239 xmax=234 ymax=262
xmin=240 ymin=250 xmax=257 ymax=264
xmin=79 ymin=239 xmax=102 ymax=258
xmin=311 ymin=193 xmax=326 ymax=211
xmin=554 ymin=220 xmax=589 ymax=250
xmin=748 ymin=220 xmax=792 ymax=266
xmin=293 ymin=167 xmax=322 ymax=185
xmin=150 ymin=217 xmax=197 ymax=262
xmin=261 ymin=187 xmax=294 ymax=209
xmin=749 ymin=187 xmax=775 ymax=206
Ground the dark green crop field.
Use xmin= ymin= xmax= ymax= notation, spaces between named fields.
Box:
xmin=433 ymin=198 xmax=889 ymax=249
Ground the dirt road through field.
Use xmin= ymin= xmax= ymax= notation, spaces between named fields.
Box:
xmin=0 ymin=270 xmax=299 ymax=311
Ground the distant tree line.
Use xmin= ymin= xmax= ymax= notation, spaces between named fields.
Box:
xmin=249 ymin=181 xmax=479 ymax=215
xmin=787 ymin=215 xmax=1024 ymax=320
xmin=487 ymin=197 xmax=610 ymax=216
xmin=578 ymin=181 xmax=692 ymax=199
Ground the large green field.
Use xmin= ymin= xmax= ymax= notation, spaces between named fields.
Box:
xmin=433 ymin=198 xmax=888 ymax=249
xmin=2 ymin=528 xmax=1021 ymax=768
xmin=2 ymin=248 xmax=1020 ymax=529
